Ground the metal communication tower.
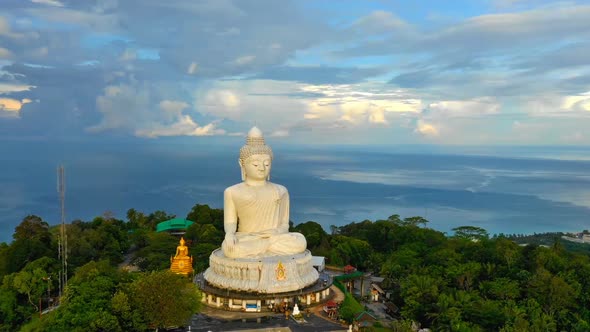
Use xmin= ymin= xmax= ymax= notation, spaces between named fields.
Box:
xmin=57 ymin=166 xmax=68 ymax=300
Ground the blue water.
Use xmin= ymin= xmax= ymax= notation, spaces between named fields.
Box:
xmin=1 ymin=139 xmax=590 ymax=243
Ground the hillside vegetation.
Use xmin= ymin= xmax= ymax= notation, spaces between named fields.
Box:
xmin=1 ymin=206 xmax=590 ymax=331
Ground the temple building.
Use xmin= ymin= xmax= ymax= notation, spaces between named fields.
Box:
xmin=156 ymin=218 xmax=194 ymax=236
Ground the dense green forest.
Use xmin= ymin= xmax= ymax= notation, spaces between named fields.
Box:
xmin=2 ymin=204 xmax=590 ymax=331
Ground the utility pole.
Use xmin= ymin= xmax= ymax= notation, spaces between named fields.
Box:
xmin=57 ymin=166 xmax=67 ymax=301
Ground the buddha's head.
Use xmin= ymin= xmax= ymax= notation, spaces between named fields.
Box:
xmin=239 ymin=127 xmax=273 ymax=181
xmin=180 ymin=237 xmax=185 ymax=246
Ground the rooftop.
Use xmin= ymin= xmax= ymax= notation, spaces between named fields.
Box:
xmin=156 ymin=218 xmax=194 ymax=232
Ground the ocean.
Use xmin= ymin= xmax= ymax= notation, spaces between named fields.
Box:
xmin=1 ymin=139 xmax=589 ymax=243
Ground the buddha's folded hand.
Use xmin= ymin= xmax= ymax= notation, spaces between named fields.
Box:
xmin=224 ymin=233 xmax=237 ymax=253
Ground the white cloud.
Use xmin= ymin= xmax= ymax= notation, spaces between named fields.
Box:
xmin=561 ymin=131 xmax=585 ymax=143
xmin=524 ymin=91 xmax=590 ymax=116
xmin=304 ymin=101 xmax=336 ymax=120
xmin=199 ymin=89 xmax=241 ymax=119
xmin=414 ymin=120 xmax=439 ymax=137
xmin=369 ymin=108 xmax=387 ymax=124
xmin=159 ymin=100 xmax=189 ymax=114
xmin=432 ymin=5 xmax=590 ymax=52
xmin=301 ymin=83 xmax=422 ymax=126
xmin=195 ymin=80 xmax=306 ymax=131
xmin=562 ymin=93 xmax=590 ymax=112
xmin=3 ymin=0 xmax=589 ymax=146
xmin=0 ymin=83 xmax=35 ymax=94
xmin=232 ymin=55 xmax=256 ymax=66
xmin=511 ymin=120 xmax=548 ymax=141
xmin=270 ymin=129 xmax=289 ymax=137
xmin=428 ymin=97 xmax=501 ymax=116
xmin=31 ymin=0 xmax=65 ymax=7
xmin=88 ymin=84 xmax=150 ymax=133
xmin=135 ymin=117 xmax=225 ymax=138
xmin=352 ymin=10 xmax=411 ymax=35
xmin=89 ymin=84 xmax=226 ymax=138
xmin=339 ymin=100 xmax=371 ymax=124
xmin=187 ymin=62 xmax=198 ymax=74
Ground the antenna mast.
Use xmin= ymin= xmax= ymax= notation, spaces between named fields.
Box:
xmin=57 ymin=165 xmax=67 ymax=300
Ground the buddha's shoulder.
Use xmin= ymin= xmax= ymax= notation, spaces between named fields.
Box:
xmin=224 ymin=183 xmax=245 ymax=194
xmin=267 ymin=182 xmax=288 ymax=195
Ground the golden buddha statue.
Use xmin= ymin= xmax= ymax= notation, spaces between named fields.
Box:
xmin=170 ymin=237 xmax=193 ymax=275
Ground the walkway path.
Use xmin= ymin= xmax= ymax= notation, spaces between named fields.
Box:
xmin=308 ymin=285 xmax=345 ymax=324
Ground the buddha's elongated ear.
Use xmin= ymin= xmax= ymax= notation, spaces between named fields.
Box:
xmin=238 ymin=159 xmax=246 ymax=181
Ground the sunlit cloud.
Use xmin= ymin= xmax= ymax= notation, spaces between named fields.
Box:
xmin=562 ymin=92 xmax=590 ymax=112
xmin=301 ymin=83 xmax=422 ymax=126
xmin=0 ymin=98 xmax=32 ymax=117
xmin=135 ymin=118 xmax=225 ymax=138
xmin=414 ymin=120 xmax=439 ymax=137
xmin=199 ymin=89 xmax=241 ymax=119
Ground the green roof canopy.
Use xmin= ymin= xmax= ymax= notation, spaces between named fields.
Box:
xmin=156 ymin=218 xmax=194 ymax=232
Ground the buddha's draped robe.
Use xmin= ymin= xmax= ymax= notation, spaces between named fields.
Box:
xmin=221 ymin=182 xmax=306 ymax=258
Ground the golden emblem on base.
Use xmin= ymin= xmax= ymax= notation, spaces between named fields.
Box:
xmin=276 ymin=260 xmax=286 ymax=281
xmin=170 ymin=237 xmax=193 ymax=276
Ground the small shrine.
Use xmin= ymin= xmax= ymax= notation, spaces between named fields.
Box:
xmin=170 ymin=237 xmax=193 ymax=276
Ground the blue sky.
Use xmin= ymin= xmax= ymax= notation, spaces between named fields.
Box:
xmin=1 ymin=0 xmax=590 ymax=145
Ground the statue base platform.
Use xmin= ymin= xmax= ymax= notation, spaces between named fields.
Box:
xmin=195 ymin=270 xmax=332 ymax=312
xmin=203 ymin=249 xmax=319 ymax=294
xmin=170 ymin=256 xmax=193 ymax=276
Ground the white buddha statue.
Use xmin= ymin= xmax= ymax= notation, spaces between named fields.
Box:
xmin=221 ymin=127 xmax=307 ymax=258
xmin=204 ymin=127 xmax=318 ymax=293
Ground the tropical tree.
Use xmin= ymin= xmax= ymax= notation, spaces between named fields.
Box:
xmin=452 ymin=226 xmax=489 ymax=241
xmin=7 ymin=216 xmax=53 ymax=273
xmin=128 ymin=271 xmax=201 ymax=330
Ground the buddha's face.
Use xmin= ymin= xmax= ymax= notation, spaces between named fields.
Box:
xmin=242 ymin=154 xmax=272 ymax=181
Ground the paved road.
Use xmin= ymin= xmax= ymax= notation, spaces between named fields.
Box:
xmin=187 ymin=313 xmax=346 ymax=332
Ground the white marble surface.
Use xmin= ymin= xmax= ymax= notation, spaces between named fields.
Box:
xmin=221 ymin=127 xmax=308 ymax=259
xmin=204 ymin=127 xmax=319 ymax=293
xmin=204 ymin=249 xmax=319 ymax=293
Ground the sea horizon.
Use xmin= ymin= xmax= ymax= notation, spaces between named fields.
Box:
xmin=2 ymin=140 xmax=589 ymax=243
